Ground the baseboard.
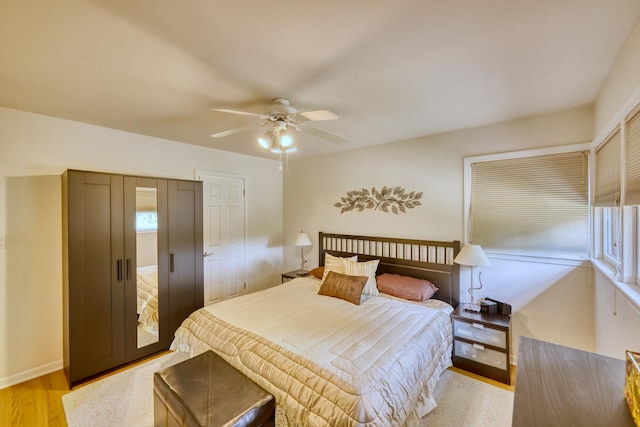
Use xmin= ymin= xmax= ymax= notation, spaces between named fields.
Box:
xmin=0 ymin=359 xmax=63 ymax=390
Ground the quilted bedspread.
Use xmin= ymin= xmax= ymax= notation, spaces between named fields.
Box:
xmin=170 ymin=277 xmax=453 ymax=427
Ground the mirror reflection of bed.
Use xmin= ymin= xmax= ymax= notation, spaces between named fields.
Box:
xmin=136 ymin=188 xmax=159 ymax=348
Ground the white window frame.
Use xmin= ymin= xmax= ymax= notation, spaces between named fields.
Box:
xmin=602 ymin=206 xmax=621 ymax=266
xmin=462 ymin=143 xmax=592 ymax=264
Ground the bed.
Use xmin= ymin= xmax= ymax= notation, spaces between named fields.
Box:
xmin=170 ymin=232 xmax=460 ymax=426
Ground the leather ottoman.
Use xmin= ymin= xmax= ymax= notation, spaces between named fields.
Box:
xmin=153 ymin=350 xmax=275 ymax=427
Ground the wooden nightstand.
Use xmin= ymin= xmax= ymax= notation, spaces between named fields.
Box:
xmin=281 ymin=270 xmax=309 ymax=283
xmin=451 ymin=305 xmax=511 ymax=384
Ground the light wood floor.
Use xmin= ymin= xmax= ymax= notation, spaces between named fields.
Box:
xmin=0 ymin=360 xmax=516 ymax=426
xmin=0 ymin=351 xmax=171 ymax=427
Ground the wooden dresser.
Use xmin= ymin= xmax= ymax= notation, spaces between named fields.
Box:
xmin=513 ymin=337 xmax=634 ymax=426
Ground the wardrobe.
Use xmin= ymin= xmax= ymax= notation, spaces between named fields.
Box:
xmin=62 ymin=170 xmax=203 ymax=386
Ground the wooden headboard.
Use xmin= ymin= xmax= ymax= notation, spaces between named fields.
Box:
xmin=319 ymin=232 xmax=461 ymax=308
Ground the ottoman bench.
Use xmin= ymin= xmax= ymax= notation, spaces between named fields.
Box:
xmin=153 ymin=350 xmax=275 ymax=427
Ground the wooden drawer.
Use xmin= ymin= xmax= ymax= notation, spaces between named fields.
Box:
xmin=454 ymin=340 xmax=508 ymax=370
xmin=453 ymin=319 xmax=507 ymax=349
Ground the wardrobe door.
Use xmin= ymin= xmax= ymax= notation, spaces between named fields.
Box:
xmin=123 ymin=177 xmax=170 ymax=361
xmin=167 ymin=180 xmax=204 ymax=337
xmin=63 ymin=171 xmax=125 ymax=386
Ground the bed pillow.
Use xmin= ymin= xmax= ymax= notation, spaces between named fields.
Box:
xmin=308 ymin=266 xmax=324 ymax=280
xmin=342 ymin=259 xmax=380 ymax=296
xmin=376 ymin=273 xmax=439 ymax=301
xmin=318 ymin=271 xmax=367 ymax=305
xmin=321 ymin=253 xmax=358 ymax=282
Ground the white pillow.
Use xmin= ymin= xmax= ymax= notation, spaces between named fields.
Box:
xmin=322 ymin=253 xmax=358 ymax=282
xmin=342 ymin=259 xmax=380 ymax=296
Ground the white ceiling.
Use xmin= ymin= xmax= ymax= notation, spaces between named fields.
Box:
xmin=1 ymin=1 xmax=639 ymax=159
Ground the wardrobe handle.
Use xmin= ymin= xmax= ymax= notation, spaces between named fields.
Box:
xmin=117 ymin=259 xmax=123 ymax=281
xmin=170 ymin=253 xmax=174 ymax=273
xmin=126 ymin=259 xmax=131 ymax=281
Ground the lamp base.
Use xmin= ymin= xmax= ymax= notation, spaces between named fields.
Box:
xmin=463 ymin=303 xmax=481 ymax=313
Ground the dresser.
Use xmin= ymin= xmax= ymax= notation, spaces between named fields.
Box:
xmin=513 ymin=337 xmax=634 ymax=426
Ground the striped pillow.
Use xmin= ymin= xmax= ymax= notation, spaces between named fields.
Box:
xmin=321 ymin=253 xmax=357 ymax=282
xmin=342 ymin=259 xmax=380 ymax=296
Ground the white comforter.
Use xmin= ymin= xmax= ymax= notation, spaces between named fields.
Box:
xmin=170 ymin=277 xmax=453 ymax=427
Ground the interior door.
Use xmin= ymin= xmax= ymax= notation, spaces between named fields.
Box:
xmin=198 ymin=174 xmax=246 ymax=305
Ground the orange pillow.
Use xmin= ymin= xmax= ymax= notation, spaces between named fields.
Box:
xmin=318 ymin=271 xmax=367 ymax=305
xmin=309 ymin=266 xmax=324 ymax=279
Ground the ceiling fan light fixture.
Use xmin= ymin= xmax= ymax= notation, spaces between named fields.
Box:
xmin=258 ymin=131 xmax=273 ymax=149
xmin=211 ymin=98 xmax=346 ymax=154
xmin=279 ymin=133 xmax=293 ymax=148
xmin=274 ymin=119 xmax=288 ymax=131
xmin=271 ymin=145 xmax=297 ymax=154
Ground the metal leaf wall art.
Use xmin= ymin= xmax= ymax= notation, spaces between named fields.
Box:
xmin=334 ymin=186 xmax=423 ymax=214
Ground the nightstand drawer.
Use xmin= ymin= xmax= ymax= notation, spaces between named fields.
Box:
xmin=454 ymin=340 xmax=508 ymax=370
xmin=453 ymin=319 xmax=507 ymax=348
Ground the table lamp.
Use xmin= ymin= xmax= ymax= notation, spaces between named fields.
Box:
xmin=453 ymin=243 xmax=491 ymax=313
xmin=295 ymin=231 xmax=312 ymax=271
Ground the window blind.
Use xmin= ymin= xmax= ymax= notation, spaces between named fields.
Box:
xmin=594 ymin=128 xmax=621 ymax=207
xmin=625 ymin=107 xmax=640 ymax=205
xmin=470 ymin=151 xmax=589 ymax=256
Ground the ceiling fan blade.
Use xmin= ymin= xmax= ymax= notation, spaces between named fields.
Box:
xmin=210 ymin=124 xmax=261 ymax=138
xmin=211 ymin=108 xmax=271 ymax=120
xmin=295 ymin=109 xmax=338 ymax=121
xmin=298 ymin=124 xmax=348 ymax=145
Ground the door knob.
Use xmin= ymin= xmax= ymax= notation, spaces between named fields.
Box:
xmin=203 ymin=252 xmax=213 ymax=257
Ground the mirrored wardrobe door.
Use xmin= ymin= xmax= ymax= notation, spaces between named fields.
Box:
xmin=134 ymin=186 xmax=159 ymax=348
xmin=124 ymin=177 xmax=169 ymax=360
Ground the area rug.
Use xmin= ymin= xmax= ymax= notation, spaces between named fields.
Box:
xmin=421 ymin=369 xmax=513 ymax=426
xmin=62 ymin=352 xmax=189 ymax=427
xmin=63 ymin=353 xmax=513 ymax=427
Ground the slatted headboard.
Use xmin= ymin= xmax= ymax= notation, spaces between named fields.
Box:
xmin=319 ymin=232 xmax=461 ymax=308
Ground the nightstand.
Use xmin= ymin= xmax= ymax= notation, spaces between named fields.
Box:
xmin=281 ymin=270 xmax=309 ymax=283
xmin=451 ymin=305 xmax=511 ymax=384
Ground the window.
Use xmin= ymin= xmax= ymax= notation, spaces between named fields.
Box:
xmin=594 ymin=128 xmax=621 ymax=267
xmin=602 ymin=207 xmax=620 ymax=262
xmin=626 ymin=106 xmax=640 ymax=285
xmin=625 ymin=106 xmax=640 ymax=204
xmin=136 ymin=212 xmax=158 ymax=232
xmin=467 ymin=148 xmax=590 ymax=259
xmin=591 ymin=86 xmax=640 ymax=293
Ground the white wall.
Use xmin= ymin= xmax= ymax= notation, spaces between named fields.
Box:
xmin=595 ymin=18 xmax=640 ymax=133
xmin=594 ymin=268 xmax=640 ymax=358
xmin=284 ymin=106 xmax=595 ymax=361
xmin=0 ymin=107 xmax=283 ymax=388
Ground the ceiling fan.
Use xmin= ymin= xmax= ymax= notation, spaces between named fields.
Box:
xmin=210 ymin=98 xmax=348 ymax=153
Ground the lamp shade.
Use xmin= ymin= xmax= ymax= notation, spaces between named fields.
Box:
xmin=453 ymin=244 xmax=490 ymax=267
xmin=295 ymin=231 xmax=312 ymax=247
